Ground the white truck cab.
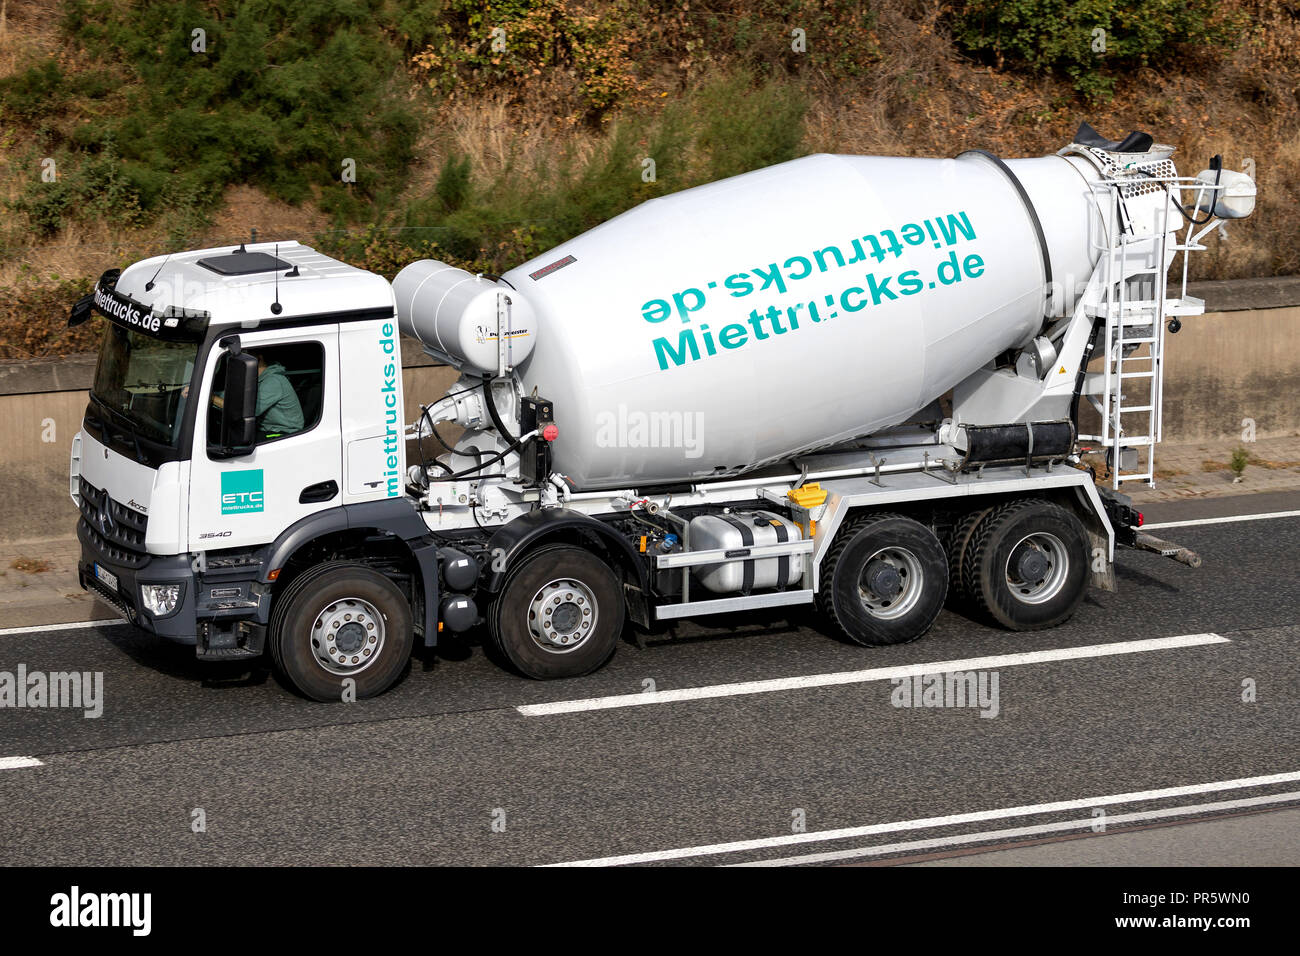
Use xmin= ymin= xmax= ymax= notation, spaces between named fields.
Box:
xmin=70 ymin=242 xmax=441 ymax=698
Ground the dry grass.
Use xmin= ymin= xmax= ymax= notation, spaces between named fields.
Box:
xmin=438 ymin=94 xmax=609 ymax=191
xmin=1246 ymin=455 xmax=1300 ymax=470
xmin=0 ymin=0 xmax=61 ymax=79
xmin=2 ymin=0 xmax=1299 ymax=360
xmin=1202 ymin=455 xmax=1300 ymax=472
xmin=10 ymin=556 xmax=51 ymax=573
xmin=204 ymin=184 xmax=331 ymax=248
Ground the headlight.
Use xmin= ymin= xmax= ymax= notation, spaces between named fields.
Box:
xmin=141 ymin=582 xmax=184 ymax=617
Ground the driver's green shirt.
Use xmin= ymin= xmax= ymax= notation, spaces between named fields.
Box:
xmin=256 ymin=362 xmax=304 ymax=435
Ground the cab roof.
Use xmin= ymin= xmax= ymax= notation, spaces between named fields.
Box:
xmin=115 ymin=241 xmax=394 ymax=327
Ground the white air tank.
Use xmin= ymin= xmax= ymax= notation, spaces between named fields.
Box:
xmin=496 ymin=150 xmax=1113 ymax=490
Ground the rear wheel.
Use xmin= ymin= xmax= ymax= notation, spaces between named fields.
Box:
xmin=963 ymin=499 xmax=1091 ymax=630
xmin=270 ymin=562 xmax=413 ymax=701
xmin=817 ymin=513 xmax=948 ymax=646
xmin=945 ymin=506 xmax=993 ymax=610
xmin=488 ymin=545 xmax=624 ymax=679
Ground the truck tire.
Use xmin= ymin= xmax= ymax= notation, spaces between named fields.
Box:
xmin=962 ymin=498 xmax=1090 ymax=630
xmin=269 ymin=562 xmax=413 ymax=701
xmin=817 ymin=513 xmax=948 ymax=646
xmin=945 ymin=506 xmax=993 ymax=610
xmin=488 ymin=545 xmax=624 ymax=679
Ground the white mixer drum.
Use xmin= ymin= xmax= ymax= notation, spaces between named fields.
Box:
xmin=503 ymin=151 xmax=1108 ymax=490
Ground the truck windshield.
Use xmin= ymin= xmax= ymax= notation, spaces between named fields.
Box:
xmin=90 ymin=323 xmax=200 ymax=447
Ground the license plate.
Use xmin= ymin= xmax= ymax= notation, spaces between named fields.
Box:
xmin=94 ymin=563 xmax=119 ymax=592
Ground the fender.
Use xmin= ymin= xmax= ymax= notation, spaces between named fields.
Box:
xmin=260 ymin=499 xmax=429 ymax=577
xmin=259 ymin=499 xmax=439 ymax=644
xmin=483 ymin=508 xmax=648 ymax=596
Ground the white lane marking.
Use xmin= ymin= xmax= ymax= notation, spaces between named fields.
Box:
xmin=0 ymin=756 xmax=44 ymax=770
xmin=730 ymin=791 xmax=1300 ymax=866
xmin=541 ymin=769 xmax=1300 ymax=866
xmin=0 ymin=619 xmax=126 ymax=637
xmin=518 ymin=633 xmax=1229 ymax=716
xmin=1144 ymin=509 xmax=1300 ymax=530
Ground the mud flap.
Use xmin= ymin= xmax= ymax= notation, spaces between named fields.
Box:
xmin=1089 ymin=530 xmax=1116 ymax=592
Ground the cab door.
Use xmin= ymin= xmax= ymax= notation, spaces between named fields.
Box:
xmin=188 ymin=326 xmax=341 ymax=551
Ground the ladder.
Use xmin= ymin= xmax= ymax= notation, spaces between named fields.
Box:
xmin=1080 ymin=170 xmax=1213 ymax=489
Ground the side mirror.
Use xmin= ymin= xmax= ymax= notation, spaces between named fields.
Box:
xmin=212 ymin=340 xmax=258 ymax=459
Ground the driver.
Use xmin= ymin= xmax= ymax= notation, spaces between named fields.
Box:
xmin=209 ymin=351 xmax=305 ymax=438
xmin=250 ymin=352 xmax=304 ymax=438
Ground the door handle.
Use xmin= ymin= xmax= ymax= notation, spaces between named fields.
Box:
xmin=299 ymin=480 xmax=338 ymax=504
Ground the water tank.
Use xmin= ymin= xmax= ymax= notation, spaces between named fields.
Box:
xmin=394 ymin=260 xmax=536 ymax=373
xmin=497 ymin=151 xmax=1109 ymax=490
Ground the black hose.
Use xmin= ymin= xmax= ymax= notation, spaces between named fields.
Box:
xmin=482 ymin=377 xmax=521 ymax=451
xmin=448 ymin=445 xmax=515 ymax=479
xmin=422 ymin=404 xmax=458 ymax=456
xmin=1136 ymin=154 xmax=1221 ymax=227
xmin=418 ymin=406 xmax=453 ymax=476
xmin=417 ymin=379 xmax=522 ymax=482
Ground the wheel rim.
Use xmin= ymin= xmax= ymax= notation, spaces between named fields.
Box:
xmin=527 ymin=577 xmax=598 ymax=654
xmin=856 ymin=547 xmax=925 ymax=619
xmin=311 ymin=597 xmax=386 ymax=676
xmin=1004 ymin=532 xmax=1070 ymax=605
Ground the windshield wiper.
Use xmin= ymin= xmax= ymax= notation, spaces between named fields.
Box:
xmin=88 ymin=394 xmax=153 ymax=463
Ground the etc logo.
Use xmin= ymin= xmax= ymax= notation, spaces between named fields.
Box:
xmin=221 ymin=469 xmax=264 ymax=515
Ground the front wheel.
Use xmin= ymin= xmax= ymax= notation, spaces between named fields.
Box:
xmin=269 ymin=562 xmax=414 ymax=701
xmin=488 ymin=545 xmax=624 ymax=679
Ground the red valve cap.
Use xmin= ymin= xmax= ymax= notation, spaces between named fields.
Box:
xmin=542 ymin=423 xmax=559 ymax=442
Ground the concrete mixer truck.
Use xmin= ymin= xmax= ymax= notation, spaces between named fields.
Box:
xmin=66 ymin=123 xmax=1256 ymax=700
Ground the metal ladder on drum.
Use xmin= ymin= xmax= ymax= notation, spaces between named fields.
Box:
xmin=1091 ymin=236 xmax=1164 ymax=487
xmin=1084 ymin=185 xmax=1205 ymax=489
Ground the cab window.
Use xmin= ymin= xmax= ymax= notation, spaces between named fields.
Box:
xmin=209 ymin=342 xmax=324 ymax=450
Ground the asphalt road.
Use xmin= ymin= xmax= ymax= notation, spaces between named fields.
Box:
xmin=1 ymin=491 xmax=1297 ymax=866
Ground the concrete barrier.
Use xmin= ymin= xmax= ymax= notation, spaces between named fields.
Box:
xmin=1161 ymin=304 xmax=1300 ymax=442
xmin=1075 ymin=279 xmax=1300 ymax=446
xmin=0 ymin=277 xmax=1296 ymax=543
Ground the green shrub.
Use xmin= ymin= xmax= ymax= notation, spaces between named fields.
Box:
xmin=952 ymin=0 xmax=1244 ymax=98
xmin=6 ymin=0 xmax=424 ymax=235
xmin=1230 ymin=447 xmax=1249 ymax=478
xmin=7 ymin=140 xmax=146 ymax=238
xmin=0 ymin=61 xmax=69 ymax=121
xmin=696 ymin=71 xmax=807 ymax=181
xmin=435 ymin=154 xmax=475 ymax=212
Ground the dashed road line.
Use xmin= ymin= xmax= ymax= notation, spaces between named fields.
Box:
xmin=1144 ymin=509 xmax=1300 ymax=530
xmin=0 ymin=619 xmax=125 ymax=637
xmin=518 ymin=633 xmax=1229 ymax=716
xmin=0 ymin=756 xmax=45 ymax=770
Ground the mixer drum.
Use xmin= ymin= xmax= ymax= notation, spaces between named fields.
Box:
xmin=493 ymin=151 xmax=1109 ymax=490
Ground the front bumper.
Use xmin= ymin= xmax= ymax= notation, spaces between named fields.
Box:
xmin=77 ymin=518 xmax=198 ymax=644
